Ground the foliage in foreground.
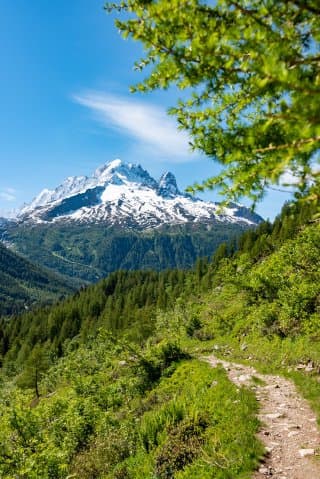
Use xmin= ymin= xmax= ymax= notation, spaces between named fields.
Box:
xmin=106 ymin=0 xmax=320 ymax=203
xmin=0 ymin=340 xmax=262 ymax=478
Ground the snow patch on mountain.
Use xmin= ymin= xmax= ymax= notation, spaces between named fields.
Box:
xmin=17 ymin=160 xmax=263 ymax=228
xmin=158 ymin=172 xmax=180 ymax=197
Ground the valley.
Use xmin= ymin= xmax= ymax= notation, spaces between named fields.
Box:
xmin=0 ymin=242 xmax=75 ymax=316
xmin=2 ymin=222 xmax=248 ymax=283
xmin=0 ymin=198 xmax=319 ymax=478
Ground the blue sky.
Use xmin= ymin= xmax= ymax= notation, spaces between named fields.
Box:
xmin=0 ymin=0 xmax=292 ymax=219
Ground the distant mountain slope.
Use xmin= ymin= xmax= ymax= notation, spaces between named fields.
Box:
xmin=2 ymin=222 xmax=248 ymax=283
xmin=0 ymin=243 xmax=75 ymax=316
xmin=17 ymin=159 xmax=263 ymax=228
xmin=1 ymin=160 xmax=262 ymax=283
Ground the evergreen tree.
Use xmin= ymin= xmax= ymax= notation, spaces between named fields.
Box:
xmin=17 ymin=344 xmax=49 ymax=398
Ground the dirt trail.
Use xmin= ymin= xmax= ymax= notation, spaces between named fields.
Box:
xmin=206 ymin=356 xmax=320 ymax=479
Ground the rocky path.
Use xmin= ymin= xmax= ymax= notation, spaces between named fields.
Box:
xmin=206 ymin=356 xmax=320 ymax=479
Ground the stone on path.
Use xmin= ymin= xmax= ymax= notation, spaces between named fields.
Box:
xmin=205 ymin=355 xmax=320 ymax=479
xmin=298 ymin=448 xmax=315 ymax=457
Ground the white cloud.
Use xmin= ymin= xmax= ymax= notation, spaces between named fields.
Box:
xmin=0 ymin=187 xmax=16 ymax=202
xmin=279 ymin=160 xmax=320 ymax=188
xmin=279 ymin=170 xmax=301 ymax=187
xmin=73 ymin=91 xmax=194 ymax=162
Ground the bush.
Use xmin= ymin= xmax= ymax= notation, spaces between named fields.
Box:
xmin=136 ymin=341 xmax=189 ymax=390
xmin=185 ymin=316 xmax=202 ymax=338
xmin=155 ymin=417 xmax=208 ymax=478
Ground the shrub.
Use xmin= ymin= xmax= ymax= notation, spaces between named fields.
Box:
xmin=136 ymin=341 xmax=189 ymax=390
xmin=155 ymin=417 xmax=208 ymax=478
xmin=185 ymin=316 xmax=202 ymax=338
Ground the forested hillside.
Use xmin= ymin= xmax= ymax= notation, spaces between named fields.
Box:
xmin=0 ymin=243 xmax=75 ymax=317
xmin=0 ymin=199 xmax=319 ymax=478
xmin=1 ymin=222 xmax=247 ymax=282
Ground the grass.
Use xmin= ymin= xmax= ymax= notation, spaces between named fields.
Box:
xmin=115 ymin=360 xmax=264 ymax=479
xmin=251 ymin=376 xmax=266 ymax=386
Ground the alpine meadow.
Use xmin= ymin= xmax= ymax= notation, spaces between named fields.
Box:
xmin=0 ymin=1 xmax=320 ymax=479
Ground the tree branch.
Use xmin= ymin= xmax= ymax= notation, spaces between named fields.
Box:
xmin=289 ymin=55 xmax=320 ymax=68
xmin=255 ymin=136 xmax=320 ymax=153
xmin=229 ymin=1 xmax=275 ymax=32
xmin=287 ymin=0 xmax=320 ymax=15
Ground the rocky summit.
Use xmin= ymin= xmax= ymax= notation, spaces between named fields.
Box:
xmin=17 ymin=159 xmax=262 ymax=228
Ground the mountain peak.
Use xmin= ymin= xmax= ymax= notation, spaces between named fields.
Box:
xmin=93 ymin=158 xmax=123 ymax=178
xmin=17 ymin=159 xmax=263 ymax=227
xmin=93 ymin=159 xmax=157 ymax=188
xmin=158 ymin=171 xmax=180 ymax=197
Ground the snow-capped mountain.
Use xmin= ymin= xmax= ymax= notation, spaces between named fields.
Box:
xmin=18 ymin=159 xmax=263 ymax=228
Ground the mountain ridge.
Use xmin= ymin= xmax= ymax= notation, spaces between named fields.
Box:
xmin=17 ymin=159 xmax=263 ymax=228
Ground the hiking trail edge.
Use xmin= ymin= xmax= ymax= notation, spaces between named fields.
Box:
xmin=206 ymin=355 xmax=320 ymax=479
